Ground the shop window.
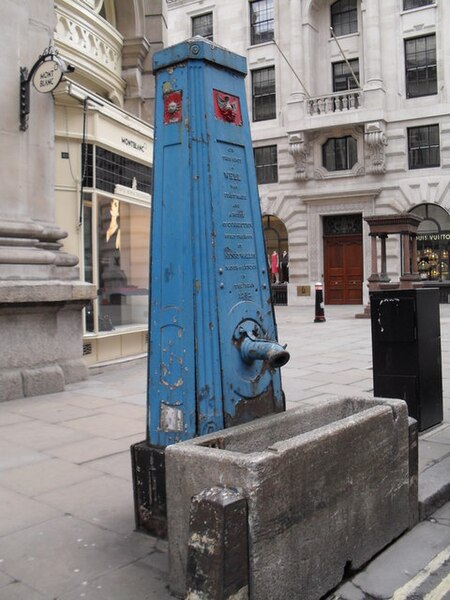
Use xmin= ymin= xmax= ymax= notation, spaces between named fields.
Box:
xmin=252 ymin=67 xmax=276 ymax=122
xmin=96 ymin=147 xmax=152 ymax=194
xmin=407 ymin=124 xmax=440 ymax=169
xmin=263 ymin=215 xmax=289 ymax=285
xmin=410 ymin=203 xmax=450 ymax=281
xmin=192 ymin=12 xmax=213 ymax=40
xmin=405 ymin=34 xmax=437 ymax=98
xmin=254 ymin=145 xmax=278 ymax=184
xmin=82 ymin=145 xmax=152 ymax=195
xmin=333 ymin=59 xmax=360 ymax=92
xmin=82 ymin=144 xmax=151 ymax=335
xmin=97 ymin=197 xmax=150 ymax=331
xmin=330 ymin=0 xmax=358 ymax=37
xmin=322 ymin=136 xmax=357 ymax=171
xmin=250 ymin=0 xmax=274 ymax=46
xmin=403 ymin=0 xmax=434 ymax=10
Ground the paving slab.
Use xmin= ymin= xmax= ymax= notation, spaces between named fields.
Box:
xmin=0 ymin=458 xmax=98 ymax=497
xmin=99 ymin=403 xmax=146 ymax=421
xmin=0 ymin=440 xmax=47 ymax=472
xmin=63 ymin=413 xmax=144 ymax=440
xmin=0 ymin=570 xmax=14 ymax=587
xmin=63 ymin=394 xmax=119 ymax=410
xmin=58 ymin=558 xmax=172 ymax=600
xmin=0 ymin=515 xmax=155 ymax=598
xmin=0 ymin=412 xmax=32 ymax=427
xmin=0 ymin=420 xmax=89 ymax=451
xmin=0 ymin=580 xmax=48 ymax=600
xmin=8 ymin=403 xmax=98 ymax=424
xmin=44 ymin=436 xmax=137 ymax=464
xmin=36 ymin=474 xmax=136 ymax=536
xmin=85 ymin=451 xmax=134 ymax=481
xmin=419 ymin=439 xmax=450 ymax=471
xmin=0 ymin=488 xmax=62 ymax=536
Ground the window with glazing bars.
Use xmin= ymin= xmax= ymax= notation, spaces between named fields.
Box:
xmin=82 ymin=145 xmax=152 ymax=194
xmin=403 ymin=0 xmax=434 ymax=10
xmin=332 ymin=59 xmax=360 ymax=91
xmin=192 ymin=12 xmax=213 ymax=40
xmin=254 ymin=145 xmax=278 ymax=184
xmin=252 ymin=67 xmax=276 ymax=122
xmin=322 ymin=136 xmax=357 ymax=171
xmin=408 ymin=125 xmax=440 ymax=169
xmin=405 ymin=34 xmax=437 ymax=98
xmin=250 ymin=0 xmax=274 ymax=45
xmin=330 ymin=0 xmax=358 ymax=37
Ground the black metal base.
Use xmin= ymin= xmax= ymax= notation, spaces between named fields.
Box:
xmin=130 ymin=441 xmax=167 ymax=538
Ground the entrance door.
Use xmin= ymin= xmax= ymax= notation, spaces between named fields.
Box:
xmin=324 ymin=235 xmax=363 ymax=304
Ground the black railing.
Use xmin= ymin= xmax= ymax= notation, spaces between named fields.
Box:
xmin=271 ymin=284 xmax=288 ymax=306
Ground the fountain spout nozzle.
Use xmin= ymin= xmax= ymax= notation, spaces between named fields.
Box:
xmin=240 ymin=337 xmax=290 ymax=369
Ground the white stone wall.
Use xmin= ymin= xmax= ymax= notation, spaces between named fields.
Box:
xmin=166 ymin=0 xmax=450 ymax=304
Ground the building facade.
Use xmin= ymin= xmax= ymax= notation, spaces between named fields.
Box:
xmin=53 ymin=0 xmax=167 ymax=364
xmin=166 ymin=0 xmax=450 ymax=306
xmin=0 ymin=0 xmax=166 ymax=402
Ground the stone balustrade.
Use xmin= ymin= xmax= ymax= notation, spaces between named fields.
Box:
xmin=308 ymin=89 xmax=362 ymax=115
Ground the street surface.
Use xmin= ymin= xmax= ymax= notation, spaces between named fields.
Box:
xmin=0 ymin=304 xmax=449 ymax=599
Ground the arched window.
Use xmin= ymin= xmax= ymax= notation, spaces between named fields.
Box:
xmin=409 ymin=203 xmax=450 ymax=281
xmin=331 ymin=0 xmax=358 ymax=37
xmin=263 ymin=215 xmax=289 ymax=284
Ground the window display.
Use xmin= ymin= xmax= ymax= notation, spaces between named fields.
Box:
xmin=82 ymin=144 xmax=151 ymax=334
xmin=97 ymin=197 xmax=149 ymax=330
xmin=410 ymin=203 xmax=450 ymax=281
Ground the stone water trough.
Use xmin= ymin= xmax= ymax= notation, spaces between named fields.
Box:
xmin=166 ymin=396 xmax=417 ymax=600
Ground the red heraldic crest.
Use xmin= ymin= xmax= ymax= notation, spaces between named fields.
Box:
xmin=164 ymin=91 xmax=183 ymax=124
xmin=213 ymin=89 xmax=242 ymax=125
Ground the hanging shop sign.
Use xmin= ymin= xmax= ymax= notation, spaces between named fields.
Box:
xmin=20 ymin=46 xmax=75 ymax=131
xmin=32 ymin=58 xmax=65 ymax=93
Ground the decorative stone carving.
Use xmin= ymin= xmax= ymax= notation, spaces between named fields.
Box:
xmin=288 ymin=133 xmax=310 ymax=180
xmin=54 ymin=0 xmax=125 ymax=103
xmin=365 ymin=122 xmax=387 ymax=174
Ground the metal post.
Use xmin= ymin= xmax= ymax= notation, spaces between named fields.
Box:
xmin=131 ymin=37 xmax=289 ymax=536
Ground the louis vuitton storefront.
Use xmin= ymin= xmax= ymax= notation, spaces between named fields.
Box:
xmin=410 ymin=203 xmax=450 ymax=302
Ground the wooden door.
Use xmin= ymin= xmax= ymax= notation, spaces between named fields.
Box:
xmin=324 ymin=235 xmax=363 ymax=304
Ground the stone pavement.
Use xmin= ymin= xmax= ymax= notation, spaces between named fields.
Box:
xmin=0 ymin=304 xmax=449 ymax=599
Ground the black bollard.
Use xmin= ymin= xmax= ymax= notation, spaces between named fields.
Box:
xmin=314 ymin=281 xmax=326 ymax=323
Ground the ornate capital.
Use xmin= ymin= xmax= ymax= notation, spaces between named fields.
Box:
xmin=288 ymin=133 xmax=310 ymax=181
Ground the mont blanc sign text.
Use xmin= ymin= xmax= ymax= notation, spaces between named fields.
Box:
xmin=32 ymin=59 xmax=64 ymax=93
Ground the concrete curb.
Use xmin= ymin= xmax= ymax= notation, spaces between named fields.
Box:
xmin=418 ymin=454 xmax=450 ymax=520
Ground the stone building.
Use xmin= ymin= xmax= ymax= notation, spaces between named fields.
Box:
xmin=166 ymin=0 xmax=450 ymax=306
xmin=52 ymin=0 xmax=166 ymax=365
xmin=0 ymin=0 xmax=165 ymax=400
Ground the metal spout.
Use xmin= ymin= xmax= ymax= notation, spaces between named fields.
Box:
xmin=240 ymin=337 xmax=290 ymax=369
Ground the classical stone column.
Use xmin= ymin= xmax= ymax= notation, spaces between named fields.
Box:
xmin=380 ymin=234 xmax=389 ymax=281
xmin=369 ymin=234 xmax=379 ymax=281
xmin=361 ymin=0 xmax=383 ymax=90
xmin=0 ymin=0 xmax=95 ymax=401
